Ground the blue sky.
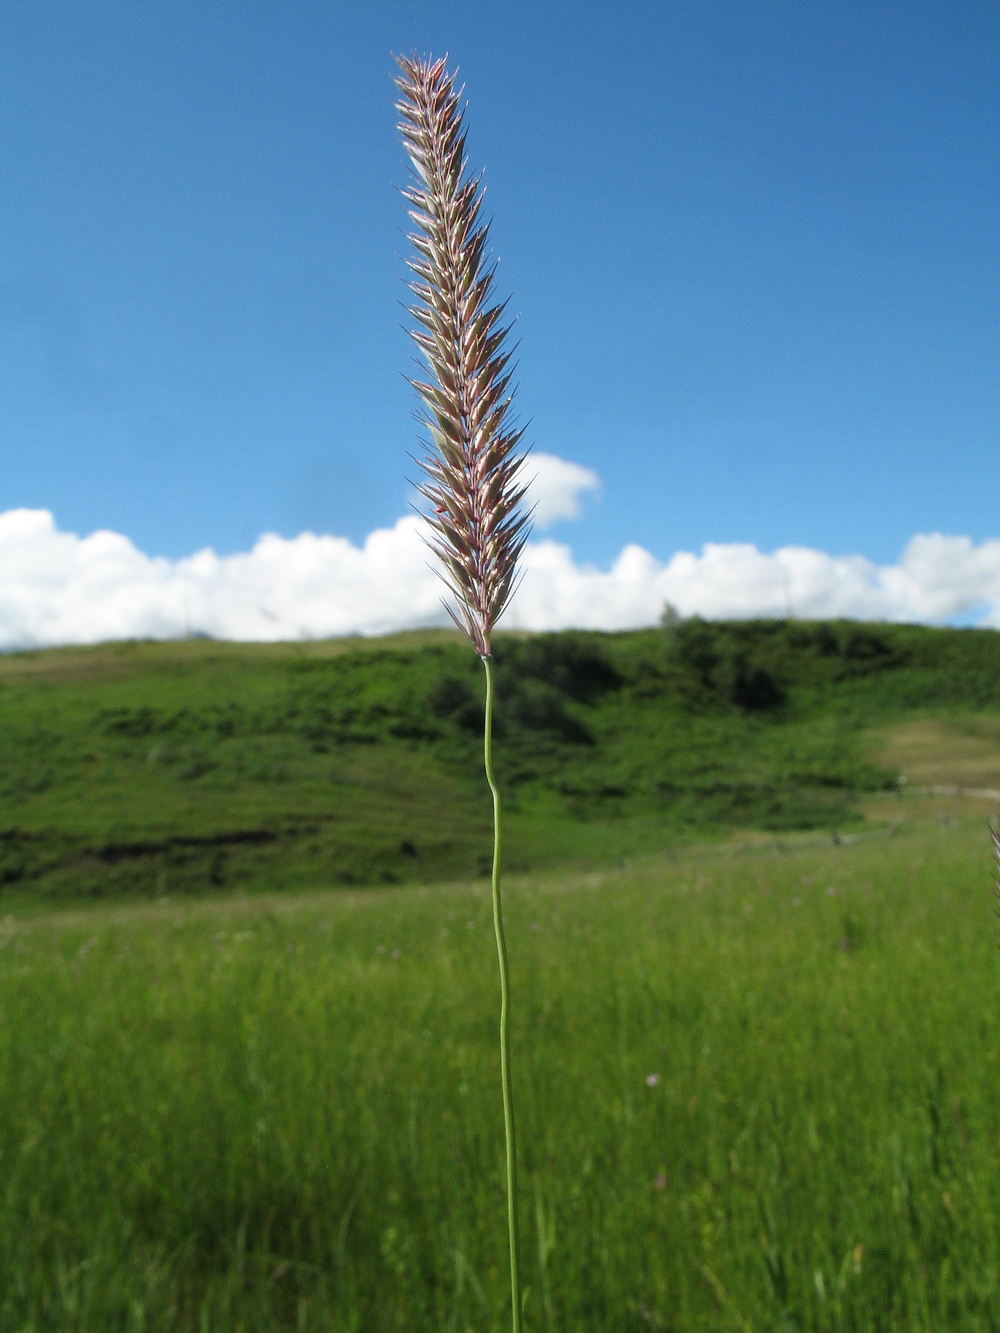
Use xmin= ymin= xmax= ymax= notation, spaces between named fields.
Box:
xmin=1 ymin=1 xmax=997 ymax=619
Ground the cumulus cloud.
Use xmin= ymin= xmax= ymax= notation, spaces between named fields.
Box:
xmin=0 ymin=508 xmax=442 ymax=649
xmin=879 ymin=533 xmax=1000 ymax=624
xmin=2 ymin=506 xmax=1000 ymax=651
xmin=525 ymin=452 xmax=600 ymax=526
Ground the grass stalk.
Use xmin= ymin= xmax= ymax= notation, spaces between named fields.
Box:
xmin=483 ymin=652 xmax=522 ymax=1331
xmin=394 ymin=52 xmax=531 ymax=1331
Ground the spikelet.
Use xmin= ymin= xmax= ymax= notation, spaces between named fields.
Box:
xmin=395 ymin=54 xmax=531 ymax=657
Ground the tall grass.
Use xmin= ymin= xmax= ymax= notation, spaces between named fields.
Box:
xmin=395 ymin=52 xmax=532 ymax=1329
xmin=0 ymin=821 xmax=998 ymax=1329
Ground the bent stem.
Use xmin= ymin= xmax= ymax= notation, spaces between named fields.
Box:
xmin=483 ymin=653 xmax=522 ymax=1333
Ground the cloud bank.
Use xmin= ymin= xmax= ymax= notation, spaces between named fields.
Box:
xmin=527 ymin=452 xmax=601 ymax=526
xmin=3 ymin=507 xmax=1000 ymax=651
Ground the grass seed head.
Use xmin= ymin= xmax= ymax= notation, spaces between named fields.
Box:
xmin=394 ymin=53 xmax=531 ymax=657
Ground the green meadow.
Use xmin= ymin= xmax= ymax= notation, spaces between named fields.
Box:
xmin=2 ymin=621 xmax=1000 ymax=1330
xmin=1 ymin=822 xmax=999 ymax=1330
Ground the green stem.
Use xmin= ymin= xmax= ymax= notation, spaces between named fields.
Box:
xmin=483 ymin=653 xmax=522 ymax=1333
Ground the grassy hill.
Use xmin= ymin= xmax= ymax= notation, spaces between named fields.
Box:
xmin=1 ymin=619 xmax=999 ymax=899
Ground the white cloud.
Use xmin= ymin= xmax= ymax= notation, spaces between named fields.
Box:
xmin=0 ymin=508 xmax=443 ymax=649
xmin=525 ymin=452 xmax=600 ymax=526
xmin=2 ymin=506 xmax=1000 ymax=651
xmin=879 ymin=533 xmax=1000 ymax=623
xmin=507 ymin=534 xmax=1000 ymax=631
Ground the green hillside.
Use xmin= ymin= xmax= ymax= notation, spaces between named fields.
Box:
xmin=1 ymin=619 xmax=998 ymax=899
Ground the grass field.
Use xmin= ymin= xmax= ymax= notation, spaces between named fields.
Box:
xmin=1 ymin=814 xmax=999 ymax=1331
